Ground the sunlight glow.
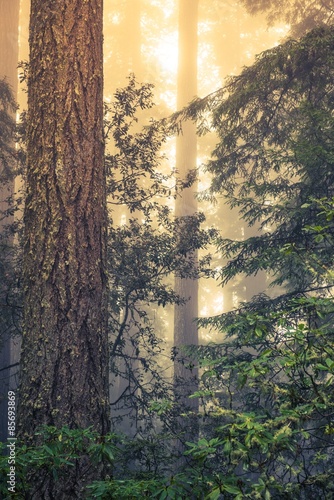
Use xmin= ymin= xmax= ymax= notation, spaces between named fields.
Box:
xmin=152 ymin=31 xmax=178 ymax=77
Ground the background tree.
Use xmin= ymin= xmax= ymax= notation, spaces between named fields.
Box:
xmin=17 ymin=0 xmax=109 ymax=495
xmin=104 ymin=77 xmax=216 ymax=474
xmin=241 ymin=0 xmax=334 ymax=36
xmin=173 ymin=0 xmax=200 ymax=458
xmin=0 ymin=0 xmax=20 ymax=443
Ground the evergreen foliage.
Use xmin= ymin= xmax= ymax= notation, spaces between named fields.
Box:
xmin=240 ymin=0 xmax=334 ymax=36
xmin=191 ymin=24 xmax=334 ymax=498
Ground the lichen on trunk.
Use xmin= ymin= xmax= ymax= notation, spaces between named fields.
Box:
xmin=18 ymin=0 xmax=109 ymax=442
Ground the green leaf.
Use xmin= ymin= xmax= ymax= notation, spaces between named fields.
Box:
xmin=43 ymin=445 xmax=54 ymax=456
xmin=255 ymin=327 xmax=263 ymax=337
xmin=223 ymin=484 xmax=242 ymax=495
xmin=206 ymin=487 xmax=221 ymax=500
xmin=325 ymin=358 xmax=334 ymax=369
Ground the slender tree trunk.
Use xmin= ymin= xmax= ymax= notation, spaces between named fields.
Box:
xmin=0 ymin=0 xmax=20 ymax=443
xmin=109 ymin=0 xmax=143 ymax=439
xmin=124 ymin=0 xmax=142 ymax=78
xmin=0 ymin=0 xmax=19 ymax=92
xmin=18 ymin=0 xmax=109 ymax=440
xmin=173 ymin=0 xmax=199 ymax=461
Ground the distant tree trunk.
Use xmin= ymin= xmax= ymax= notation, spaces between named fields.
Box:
xmin=173 ymin=0 xmax=199 ymax=461
xmin=18 ymin=0 xmax=109 ymax=445
xmin=104 ymin=0 xmax=142 ymax=98
xmin=0 ymin=0 xmax=20 ymax=443
xmin=124 ymin=0 xmax=142 ymax=78
xmin=109 ymin=0 xmax=143 ymax=438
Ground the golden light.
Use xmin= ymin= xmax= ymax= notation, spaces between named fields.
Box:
xmin=152 ymin=31 xmax=179 ymax=77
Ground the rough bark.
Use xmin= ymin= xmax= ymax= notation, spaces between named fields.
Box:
xmin=173 ymin=0 xmax=199 ymax=461
xmin=0 ymin=0 xmax=20 ymax=442
xmin=18 ymin=0 xmax=109 ymax=441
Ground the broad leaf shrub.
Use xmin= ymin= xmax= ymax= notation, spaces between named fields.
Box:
xmin=0 ymin=426 xmax=116 ymax=498
xmin=0 ymin=426 xmax=230 ymax=499
xmin=105 ymin=76 xmax=216 ymax=442
xmin=170 ymin=26 xmax=334 ymax=498
xmin=195 ymin=199 xmax=334 ymax=498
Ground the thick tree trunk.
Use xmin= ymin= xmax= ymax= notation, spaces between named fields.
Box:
xmin=173 ymin=0 xmax=199 ymax=462
xmin=18 ymin=0 xmax=109 ymax=441
xmin=0 ymin=0 xmax=20 ymax=443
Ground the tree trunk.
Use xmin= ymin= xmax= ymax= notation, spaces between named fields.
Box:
xmin=124 ymin=0 xmax=142 ymax=78
xmin=173 ymin=0 xmax=199 ymax=463
xmin=0 ymin=0 xmax=20 ymax=443
xmin=109 ymin=0 xmax=143 ymax=439
xmin=0 ymin=0 xmax=20 ymax=92
xmin=18 ymin=0 xmax=109 ymax=441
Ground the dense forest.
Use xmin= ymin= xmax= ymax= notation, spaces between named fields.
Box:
xmin=1 ymin=0 xmax=334 ymax=498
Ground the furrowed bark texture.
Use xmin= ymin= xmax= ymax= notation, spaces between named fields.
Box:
xmin=18 ymin=0 xmax=109 ymax=439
